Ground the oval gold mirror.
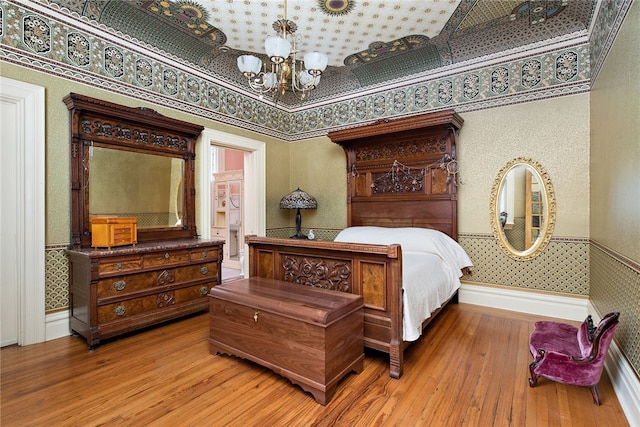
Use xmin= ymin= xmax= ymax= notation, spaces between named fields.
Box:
xmin=490 ymin=158 xmax=555 ymax=261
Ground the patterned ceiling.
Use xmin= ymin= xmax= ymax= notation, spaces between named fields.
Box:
xmin=49 ymin=0 xmax=596 ymax=106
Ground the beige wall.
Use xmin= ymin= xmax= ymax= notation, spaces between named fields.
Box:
xmin=457 ymin=94 xmax=590 ymax=237
xmin=590 ymin=0 xmax=640 ymax=263
xmin=287 ymin=137 xmax=347 ymax=229
xmin=265 ymin=134 xmax=293 ymax=229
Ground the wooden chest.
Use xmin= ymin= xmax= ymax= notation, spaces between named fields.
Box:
xmin=90 ymin=216 xmax=137 ymax=249
xmin=208 ymin=277 xmax=364 ymax=405
xmin=67 ymin=238 xmax=223 ymax=349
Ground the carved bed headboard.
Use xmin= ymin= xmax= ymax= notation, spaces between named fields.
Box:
xmin=327 ymin=110 xmax=464 ymax=240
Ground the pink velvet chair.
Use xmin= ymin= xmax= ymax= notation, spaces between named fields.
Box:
xmin=528 ymin=312 xmax=620 ymax=405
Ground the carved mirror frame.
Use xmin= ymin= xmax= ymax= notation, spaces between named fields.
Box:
xmin=490 ymin=157 xmax=556 ymax=261
xmin=64 ymin=93 xmax=204 ymax=249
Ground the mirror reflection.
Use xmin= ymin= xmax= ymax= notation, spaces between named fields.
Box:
xmin=89 ymin=147 xmax=185 ymax=229
xmin=498 ymin=164 xmax=544 ymax=251
xmin=490 ymin=158 xmax=555 ymax=261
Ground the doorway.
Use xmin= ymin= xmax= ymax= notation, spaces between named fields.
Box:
xmin=197 ymin=128 xmax=266 ymax=281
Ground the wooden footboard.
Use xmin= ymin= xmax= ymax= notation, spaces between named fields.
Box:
xmin=246 ymin=235 xmax=406 ymax=378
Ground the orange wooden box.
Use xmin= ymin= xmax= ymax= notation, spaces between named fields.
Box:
xmin=90 ymin=216 xmax=137 ymax=249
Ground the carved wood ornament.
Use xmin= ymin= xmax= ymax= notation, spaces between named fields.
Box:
xmin=327 ymin=110 xmax=464 ymax=239
xmin=64 ymin=93 xmax=204 ymax=248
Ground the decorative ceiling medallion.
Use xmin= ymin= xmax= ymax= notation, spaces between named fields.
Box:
xmin=318 ymin=0 xmax=356 ymax=16
xmin=510 ymin=0 xmax=568 ymax=25
xmin=145 ymin=0 xmax=225 ymax=44
xmin=345 ymin=35 xmax=430 ymax=65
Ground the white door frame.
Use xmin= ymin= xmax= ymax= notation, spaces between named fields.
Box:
xmin=0 ymin=77 xmax=46 ymax=346
xmin=197 ymin=128 xmax=266 ymax=278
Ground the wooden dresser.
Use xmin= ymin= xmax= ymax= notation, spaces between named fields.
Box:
xmin=64 ymin=94 xmax=216 ymax=348
xmin=68 ymin=238 xmax=223 ymax=349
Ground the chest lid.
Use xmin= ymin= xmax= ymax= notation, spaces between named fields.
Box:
xmin=209 ymin=277 xmax=363 ymax=326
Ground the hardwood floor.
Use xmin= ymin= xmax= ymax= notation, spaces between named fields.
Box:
xmin=1 ymin=303 xmax=628 ymax=426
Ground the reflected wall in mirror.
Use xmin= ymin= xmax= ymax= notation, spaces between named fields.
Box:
xmin=490 ymin=157 xmax=556 ymax=261
xmin=89 ymin=148 xmax=185 ymax=229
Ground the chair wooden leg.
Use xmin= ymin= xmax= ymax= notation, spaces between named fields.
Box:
xmin=528 ymin=349 xmax=545 ymax=387
xmin=590 ymin=385 xmax=601 ymax=405
xmin=528 ymin=359 xmax=541 ymax=387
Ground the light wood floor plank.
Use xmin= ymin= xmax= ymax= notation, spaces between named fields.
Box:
xmin=1 ymin=304 xmax=629 ymax=426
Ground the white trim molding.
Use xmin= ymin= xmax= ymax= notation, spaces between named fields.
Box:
xmin=46 ymin=310 xmax=71 ymax=341
xmin=0 ymin=77 xmax=46 ymax=345
xmin=459 ymin=281 xmax=588 ymax=321
xmin=198 ymin=128 xmax=266 ymax=278
xmin=589 ymin=303 xmax=640 ymax=426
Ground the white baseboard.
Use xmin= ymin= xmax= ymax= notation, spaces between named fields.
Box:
xmin=459 ymin=281 xmax=588 ymax=321
xmin=588 ymin=304 xmax=640 ymax=426
xmin=45 ymin=310 xmax=71 ymax=341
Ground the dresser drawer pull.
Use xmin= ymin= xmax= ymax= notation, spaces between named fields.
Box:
xmin=164 ymin=252 xmax=170 ymax=259
xmin=113 ymin=305 xmax=126 ymax=316
xmin=200 ymin=266 xmax=209 ymax=275
xmin=116 ymin=263 xmax=122 ymax=271
xmin=201 ymin=251 xmax=208 ymax=258
xmin=113 ymin=280 xmax=126 ymax=291
xmin=199 ymin=286 xmax=208 ymax=295
xmin=254 ymin=311 xmax=260 ymax=323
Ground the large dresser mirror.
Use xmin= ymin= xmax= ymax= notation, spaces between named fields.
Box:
xmin=65 ymin=93 xmax=204 ymax=248
xmin=89 ymin=148 xmax=185 ymax=228
xmin=490 ymin=157 xmax=556 ymax=261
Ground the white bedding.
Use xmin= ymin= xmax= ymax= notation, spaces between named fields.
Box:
xmin=334 ymin=226 xmax=473 ymax=341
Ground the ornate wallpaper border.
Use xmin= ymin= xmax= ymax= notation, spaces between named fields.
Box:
xmin=0 ymin=0 xmax=617 ymax=142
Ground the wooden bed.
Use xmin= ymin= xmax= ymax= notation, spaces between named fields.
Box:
xmin=247 ymin=110 xmax=465 ymax=379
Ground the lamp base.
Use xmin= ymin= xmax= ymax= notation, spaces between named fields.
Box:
xmin=289 ymin=232 xmax=308 ymax=239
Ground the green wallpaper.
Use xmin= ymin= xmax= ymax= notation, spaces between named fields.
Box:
xmin=3 ymin=0 xmax=637 ymax=384
xmin=589 ymin=0 xmax=640 ymax=378
xmin=590 ymin=0 xmax=640 ymax=263
xmin=288 ymin=137 xmax=347 ymax=229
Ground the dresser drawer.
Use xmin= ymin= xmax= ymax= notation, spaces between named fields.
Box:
xmin=97 ymin=261 xmax=220 ymax=299
xmin=143 ymin=250 xmax=190 ymax=268
xmin=190 ymin=247 xmax=221 ymax=262
xmin=98 ymin=256 xmax=142 ymax=275
xmin=98 ymin=283 xmax=210 ymax=324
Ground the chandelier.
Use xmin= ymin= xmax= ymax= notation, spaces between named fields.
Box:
xmin=236 ymin=0 xmax=328 ymax=101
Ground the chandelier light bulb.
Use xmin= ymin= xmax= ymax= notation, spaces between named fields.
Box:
xmin=262 ymin=72 xmax=278 ymax=89
xmin=264 ymin=35 xmax=291 ymax=64
xmin=237 ymin=55 xmax=262 ymax=77
xmin=304 ymin=52 xmax=328 ymax=75
xmin=236 ymin=1 xmax=327 ymax=102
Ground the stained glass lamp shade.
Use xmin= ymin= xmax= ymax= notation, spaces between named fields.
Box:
xmin=279 ymin=188 xmax=317 ymax=239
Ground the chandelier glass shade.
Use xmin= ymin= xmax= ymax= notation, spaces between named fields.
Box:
xmin=236 ymin=1 xmax=328 ymax=100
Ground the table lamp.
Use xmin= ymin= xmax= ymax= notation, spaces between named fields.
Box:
xmin=280 ymin=188 xmax=317 ymax=239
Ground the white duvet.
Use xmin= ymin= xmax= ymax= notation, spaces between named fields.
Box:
xmin=334 ymin=226 xmax=473 ymax=341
